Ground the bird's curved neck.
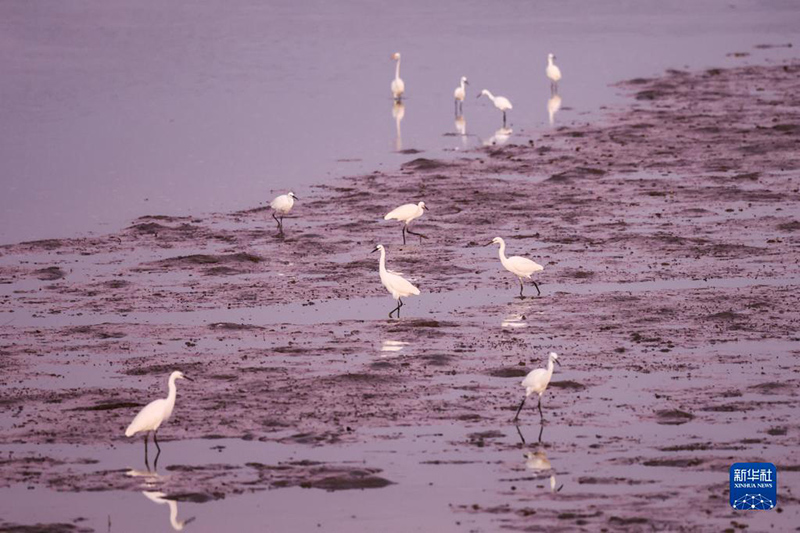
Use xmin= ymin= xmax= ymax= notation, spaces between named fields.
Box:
xmin=497 ymin=241 xmax=507 ymax=263
xmin=484 ymin=91 xmax=496 ymax=102
xmin=460 ymin=79 xmax=466 ymax=90
xmin=547 ymin=359 xmax=555 ymax=375
xmin=378 ymin=248 xmax=387 ymax=274
xmin=548 ymin=56 xmax=554 ymax=66
xmin=395 ymin=58 xmax=401 ymax=80
xmin=166 ymin=376 xmax=178 ymax=405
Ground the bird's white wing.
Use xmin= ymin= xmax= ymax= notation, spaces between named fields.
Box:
xmin=384 ymin=203 xmax=416 ymax=221
xmin=384 ymin=271 xmax=420 ymax=296
xmin=521 ymin=368 xmax=548 ymax=390
xmin=270 ymin=195 xmax=288 ymax=211
xmin=508 ymin=256 xmax=543 ymax=276
xmin=125 ymin=398 xmax=167 ymax=437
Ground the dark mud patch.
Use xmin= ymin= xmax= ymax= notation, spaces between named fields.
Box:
xmin=0 ymin=523 xmax=93 ymax=533
xmin=487 ymin=367 xmax=527 ymax=378
xmin=208 ymin=322 xmax=265 ymax=331
xmin=749 ymin=382 xmax=794 ymax=395
xmin=138 ymin=253 xmax=262 ymax=273
xmin=401 ymin=158 xmax=450 ymax=171
xmin=71 ymin=402 xmax=141 ymax=412
xmin=654 ymin=409 xmax=695 ymax=425
xmin=549 ymin=380 xmax=586 ymax=391
xmin=33 ymin=266 xmax=66 ymax=281
xmin=642 ymin=458 xmax=704 ymax=468
xmin=246 ymin=463 xmax=393 ymax=491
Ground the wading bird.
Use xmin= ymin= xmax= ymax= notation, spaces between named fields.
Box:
xmin=384 ymin=201 xmax=428 ymax=244
xmin=514 ymin=352 xmax=560 ymax=421
xmin=486 ymin=237 xmax=544 ymax=297
xmin=546 ymin=53 xmax=562 ymax=94
xmin=373 ymin=244 xmax=420 ymax=318
xmin=125 ymin=371 xmax=192 ymax=467
xmin=477 ymin=89 xmax=513 ymax=127
xmin=391 ymin=52 xmax=405 ymax=102
xmin=270 ymin=191 xmax=299 ymax=231
xmin=454 ymin=76 xmax=468 ymax=114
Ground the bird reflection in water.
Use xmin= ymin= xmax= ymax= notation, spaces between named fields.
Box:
xmin=524 ymin=449 xmax=564 ymax=493
xmin=482 ymin=127 xmax=512 ymax=147
xmin=548 ymin=94 xmax=562 ymax=126
xmin=381 ymin=339 xmax=410 ymax=354
xmin=454 ymin=114 xmax=468 ymax=148
xmin=392 ymin=101 xmax=405 ymax=151
xmin=143 ymin=491 xmax=196 ymax=531
xmin=501 ymin=314 xmax=527 ymax=329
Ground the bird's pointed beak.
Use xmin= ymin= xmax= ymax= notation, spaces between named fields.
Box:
xmin=555 ymin=359 xmax=561 ymax=367
xmin=484 ymin=241 xmax=494 ymax=246
xmin=293 ymin=195 xmax=300 ymax=201
xmin=371 ymin=247 xmax=379 ymax=253
xmin=183 ymin=375 xmax=194 ymax=381
xmin=476 ymin=94 xmax=481 ymax=99
xmin=422 ymin=205 xmax=429 ymax=211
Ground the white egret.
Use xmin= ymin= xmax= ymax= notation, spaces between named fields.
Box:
xmin=391 ymin=52 xmax=405 ymax=102
xmin=486 ymin=237 xmax=544 ymax=297
xmin=384 ymin=201 xmax=428 ymax=244
xmin=125 ymin=371 xmax=192 ymax=466
xmin=547 ymin=94 xmax=562 ymax=126
xmin=372 ymin=244 xmax=420 ymax=318
xmin=143 ymin=491 xmax=195 ymax=531
xmin=477 ymin=89 xmax=513 ymax=127
xmin=270 ymin=191 xmax=299 ymax=231
xmin=514 ymin=352 xmax=561 ymax=421
xmin=454 ymin=76 xmax=468 ymax=114
xmin=546 ymin=53 xmax=562 ymax=93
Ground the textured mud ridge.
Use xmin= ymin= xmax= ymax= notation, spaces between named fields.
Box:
xmin=1 ymin=61 xmax=799 ymax=531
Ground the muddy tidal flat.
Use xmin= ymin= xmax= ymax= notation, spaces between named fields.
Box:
xmin=1 ymin=62 xmax=799 ymax=531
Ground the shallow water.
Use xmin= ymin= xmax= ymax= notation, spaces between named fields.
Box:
xmin=1 ymin=0 xmax=799 ymax=243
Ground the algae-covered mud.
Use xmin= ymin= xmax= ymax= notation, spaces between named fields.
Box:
xmin=1 ymin=61 xmax=799 ymax=531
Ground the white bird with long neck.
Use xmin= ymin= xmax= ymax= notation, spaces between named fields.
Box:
xmin=269 ymin=191 xmax=299 ymax=231
xmin=391 ymin=52 xmax=405 ymax=101
xmin=514 ymin=352 xmax=561 ymax=421
xmin=125 ymin=371 xmax=192 ymax=466
xmin=383 ymin=201 xmax=428 ymax=244
xmin=143 ymin=491 xmax=195 ymax=531
xmin=453 ymin=76 xmax=468 ymax=114
xmin=486 ymin=236 xmax=544 ymax=297
xmin=546 ymin=53 xmax=562 ymax=93
xmin=477 ymin=89 xmax=513 ymax=127
xmin=372 ymin=244 xmax=420 ymax=318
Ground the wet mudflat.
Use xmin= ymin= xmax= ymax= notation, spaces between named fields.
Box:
xmin=1 ymin=61 xmax=799 ymax=531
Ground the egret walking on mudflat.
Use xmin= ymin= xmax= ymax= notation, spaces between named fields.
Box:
xmin=372 ymin=244 xmax=420 ymax=318
xmin=486 ymin=237 xmax=544 ymax=297
xmin=454 ymin=76 xmax=468 ymax=114
xmin=477 ymin=89 xmax=513 ymax=127
xmin=546 ymin=53 xmax=562 ymax=94
xmin=514 ymin=352 xmax=561 ymax=421
xmin=384 ymin=201 xmax=428 ymax=244
xmin=270 ymin=192 xmax=299 ymax=231
xmin=125 ymin=371 xmax=192 ymax=467
xmin=391 ymin=52 xmax=405 ymax=102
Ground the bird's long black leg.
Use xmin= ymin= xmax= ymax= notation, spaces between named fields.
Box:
xmin=519 ymin=279 xmax=525 ymax=298
xmin=515 ymin=424 xmax=526 ymax=445
xmin=272 ymin=212 xmax=281 ymax=229
xmin=153 ymin=430 xmax=161 ymax=453
xmin=455 ymin=100 xmax=458 ymax=117
xmin=389 ymin=300 xmax=401 ymax=318
xmin=406 ymin=228 xmax=427 ymax=242
xmin=537 ymin=422 xmax=544 ymax=444
xmin=402 ymin=226 xmax=407 ymax=245
xmin=538 ymin=396 xmax=544 ymax=420
xmin=144 ymin=434 xmax=149 ymax=470
xmin=532 ymin=280 xmax=541 ymax=296
xmin=513 ymin=397 xmax=527 ymax=421
xmin=503 ymin=111 xmax=507 ymax=127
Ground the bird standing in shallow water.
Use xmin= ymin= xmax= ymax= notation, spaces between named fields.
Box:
xmin=486 ymin=237 xmax=544 ymax=297
xmin=453 ymin=76 xmax=468 ymax=115
xmin=391 ymin=52 xmax=405 ymax=102
xmin=514 ymin=352 xmax=561 ymax=421
xmin=477 ymin=89 xmax=513 ymax=127
xmin=125 ymin=371 xmax=192 ymax=468
xmin=546 ymin=53 xmax=562 ymax=94
xmin=384 ymin=201 xmax=428 ymax=244
xmin=372 ymin=244 xmax=420 ymax=318
xmin=270 ymin=191 xmax=299 ymax=232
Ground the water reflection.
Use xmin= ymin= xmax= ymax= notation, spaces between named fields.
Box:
xmin=381 ymin=339 xmax=410 ymax=354
xmin=392 ymin=101 xmax=405 ymax=151
xmin=524 ymin=449 xmax=563 ymax=493
xmin=482 ymin=127 xmax=512 ymax=147
xmin=501 ymin=314 xmax=527 ymax=329
xmin=454 ymin=114 xmax=468 ymax=148
xmin=143 ymin=491 xmax=195 ymax=531
xmin=547 ymin=94 xmax=562 ymax=126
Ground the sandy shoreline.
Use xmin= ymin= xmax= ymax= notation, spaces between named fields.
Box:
xmin=1 ymin=61 xmax=799 ymax=531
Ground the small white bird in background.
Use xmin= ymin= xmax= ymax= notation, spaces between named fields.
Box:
xmin=125 ymin=371 xmax=192 ymax=466
xmin=372 ymin=244 xmax=420 ymax=318
xmin=384 ymin=201 xmax=428 ymax=244
xmin=486 ymin=236 xmax=544 ymax=297
xmin=477 ymin=89 xmax=513 ymax=127
xmin=453 ymin=76 xmax=468 ymax=114
xmin=546 ymin=53 xmax=562 ymax=94
xmin=391 ymin=52 xmax=405 ymax=102
xmin=514 ymin=352 xmax=561 ymax=421
xmin=143 ymin=491 xmax=196 ymax=531
xmin=270 ymin=191 xmax=299 ymax=231
xmin=547 ymin=94 xmax=562 ymax=126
